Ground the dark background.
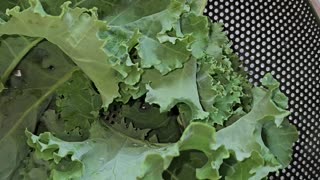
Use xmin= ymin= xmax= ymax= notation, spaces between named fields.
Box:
xmin=204 ymin=0 xmax=320 ymax=179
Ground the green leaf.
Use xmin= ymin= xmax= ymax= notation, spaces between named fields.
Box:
xmin=147 ymin=117 xmax=182 ymax=143
xmin=197 ymin=60 xmax=248 ymax=125
xmin=216 ymin=99 xmax=280 ymax=160
xmin=261 ymin=73 xmax=289 ymax=113
xmin=180 ymin=12 xmax=209 ymax=58
xmin=0 ymin=1 xmax=43 ymax=86
xmin=99 ymin=0 xmax=192 ymax=74
xmin=224 ymin=152 xmax=264 ymax=180
xmin=136 ymin=36 xmax=190 ymax=74
xmin=12 ymin=152 xmax=50 ymax=180
xmin=38 ymin=0 xmax=106 ymax=16
xmin=26 ymin=122 xmax=222 ymax=180
xmin=122 ymin=101 xmax=171 ymax=129
xmin=0 ymin=0 xmax=29 ymax=20
xmin=0 ymin=1 xmax=122 ymax=107
xmin=106 ymin=100 xmax=182 ymax=143
xmin=186 ymin=0 xmax=208 ymax=15
xmin=164 ymin=146 xmax=229 ymax=180
xmin=195 ymin=22 xmax=251 ymax=125
xmin=0 ymin=0 xmax=241 ymax=111
xmin=0 ymin=1 xmax=298 ymax=179
xmin=108 ymin=118 xmax=151 ymax=140
xmin=215 ymin=74 xmax=298 ymax=178
xmin=0 ymin=41 xmax=78 ymax=179
xmin=261 ymin=119 xmax=298 ymax=167
xmin=206 ymin=23 xmax=230 ymax=61
xmin=0 ymin=82 xmax=3 ymax=93
xmin=163 ymin=151 xmax=208 ymax=179
xmin=55 ymin=71 xmax=102 ymax=134
xmin=42 ymin=71 xmax=102 ymax=141
xmin=145 ymin=58 xmax=208 ymax=120
xmin=0 ymin=36 xmax=42 ymax=84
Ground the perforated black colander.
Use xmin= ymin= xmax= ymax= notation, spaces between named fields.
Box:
xmin=204 ymin=0 xmax=320 ymax=179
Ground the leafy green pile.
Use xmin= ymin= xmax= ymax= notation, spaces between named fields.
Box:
xmin=0 ymin=0 xmax=298 ymax=179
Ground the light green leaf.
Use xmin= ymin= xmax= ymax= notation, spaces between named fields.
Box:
xmin=261 ymin=73 xmax=289 ymax=114
xmin=0 ymin=1 xmax=121 ymax=107
xmin=100 ymin=0 xmax=192 ymax=75
xmin=0 ymin=41 xmax=78 ymax=179
xmin=0 ymin=1 xmax=298 ymax=179
xmin=197 ymin=60 xmax=248 ymax=125
xmin=180 ymin=12 xmax=209 ymax=58
xmin=145 ymin=58 xmax=208 ymax=120
xmin=136 ymin=36 xmax=190 ymax=74
xmin=224 ymin=152 xmax=264 ymax=180
xmin=26 ymin=122 xmax=222 ymax=180
xmin=186 ymin=0 xmax=208 ymax=15
xmin=261 ymin=119 xmax=298 ymax=167
xmin=206 ymin=23 xmax=230 ymax=60
xmin=38 ymin=0 xmax=107 ymax=16
xmin=215 ymin=74 xmax=298 ymax=178
xmin=193 ymin=22 xmax=252 ymax=125
xmin=215 ymin=91 xmax=284 ymax=161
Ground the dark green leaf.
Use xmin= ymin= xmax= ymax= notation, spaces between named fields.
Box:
xmin=0 ymin=41 xmax=78 ymax=179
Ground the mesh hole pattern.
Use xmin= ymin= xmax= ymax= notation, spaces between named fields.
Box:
xmin=204 ymin=0 xmax=320 ymax=179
